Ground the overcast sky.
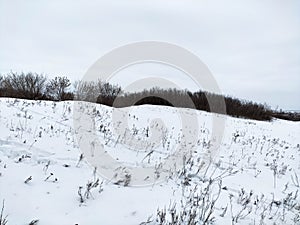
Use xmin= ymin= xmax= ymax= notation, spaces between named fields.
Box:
xmin=0 ymin=0 xmax=299 ymax=110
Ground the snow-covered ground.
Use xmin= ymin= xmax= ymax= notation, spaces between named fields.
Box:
xmin=0 ymin=98 xmax=299 ymax=225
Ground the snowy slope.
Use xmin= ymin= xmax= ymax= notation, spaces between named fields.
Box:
xmin=0 ymin=98 xmax=299 ymax=225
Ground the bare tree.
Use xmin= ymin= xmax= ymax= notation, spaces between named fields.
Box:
xmin=2 ymin=72 xmax=47 ymax=99
xmin=47 ymin=76 xmax=71 ymax=100
xmin=74 ymin=79 xmax=122 ymax=104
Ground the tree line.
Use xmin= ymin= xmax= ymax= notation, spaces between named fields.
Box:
xmin=0 ymin=72 xmax=73 ymax=101
xmin=0 ymin=72 xmax=298 ymax=121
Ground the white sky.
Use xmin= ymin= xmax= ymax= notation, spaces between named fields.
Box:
xmin=0 ymin=0 xmax=299 ymax=110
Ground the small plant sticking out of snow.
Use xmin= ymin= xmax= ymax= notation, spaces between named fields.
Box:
xmin=43 ymin=161 xmax=50 ymax=174
xmin=43 ymin=173 xmax=58 ymax=182
xmin=77 ymin=178 xmax=104 ymax=205
xmin=44 ymin=173 xmax=53 ymax=181
xmin=76 ymin=154 xmax=84 ymax=167
xmin=84 ymin=181 xmax=93 ymax=200
xmin=291 ymin=171 xmax=300 ymax=188
xmin=124 ymin=173 xmax=132 ymax=187
xmin=152 ymin=179 xmax=222 ymax=225
xmin=28 ymin=219 xmax=39 ymax=225
xmin=78 ymin=186 xmax=84 ymax=204
xmin=113 ymin=172 xmax=132 ymax=187
xmin=24 ymin=176 xmax=32 ymax=184
xmin=0 ymin=200 xmax=8 ymax=225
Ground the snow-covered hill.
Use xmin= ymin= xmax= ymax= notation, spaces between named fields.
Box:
xmin=0 ymin=98 xmax=299 ymax=225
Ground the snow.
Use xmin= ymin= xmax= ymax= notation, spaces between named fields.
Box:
xmin=0 ymin=98 xmax=299 ymax=225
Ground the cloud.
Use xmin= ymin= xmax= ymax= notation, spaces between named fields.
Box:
xmin=0 ymin=0 xmax=299 ymax=109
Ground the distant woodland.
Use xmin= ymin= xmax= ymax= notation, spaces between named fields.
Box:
xmin=0 ymin=72 xmax=299 ymax=121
